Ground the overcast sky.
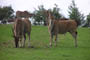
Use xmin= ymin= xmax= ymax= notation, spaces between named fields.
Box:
xmin=0 ymin=0 xmax=90 ymax=17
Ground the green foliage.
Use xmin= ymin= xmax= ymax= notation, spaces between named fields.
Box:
xmin=33 ymin=4 xmax=62 ymax=25
xmin=33 ymin=5 xmax=46 ymax=25
xmin=50 ymin=4 xmax=62 ymax=20
xmin=0 ymin=24 xmax=90 ymax=60
xmin=0 ymin=6 xmax=14 ymax=21
xmin=86 ymin=13 xmax=90 ymax=27
xmin=68 ymin=0 xmax=85 ymax=26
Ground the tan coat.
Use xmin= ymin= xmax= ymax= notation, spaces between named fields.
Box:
xmin=16 ymin=11 xmax=34 ymax=18
xmin=45 ymin=10 xmax=78 ymax=47
xmin=13 ymin=18 xmax=31 ymax=48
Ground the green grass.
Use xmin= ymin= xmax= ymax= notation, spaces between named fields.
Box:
xmin=0 ymin=24 xmax=90 ymax=60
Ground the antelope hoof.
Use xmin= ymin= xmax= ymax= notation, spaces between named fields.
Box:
xmin=23 ymin=46 xmax=25 ymax=48
xmin=28 ymin=46 xmax=34 ymax=48
xmin=28 ymin=46 xmax=31 ymax=48
xmin=49 ymin=44 xmax=52 ymax=48
xmin=75 ymin=45 xmax=77 ymax=48
xmin=55 ymin=45 xmax=57 ymax=47
xmin=20 ymin=46 xmax=23 ymax=48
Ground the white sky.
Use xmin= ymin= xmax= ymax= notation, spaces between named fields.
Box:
xmin=0 ymin=0 xmax=90 ymax=17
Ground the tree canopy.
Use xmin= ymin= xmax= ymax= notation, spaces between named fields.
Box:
xmin=33 ymin=4 xmax=62 ymax=25
xmin=86 ymin=13 xmax=90 ymax=27
xmin=68 ymin=0 xmax=85 ymax=26
xmin=0 ymin=6 xmax=14 ymax=21
xmin=33 ymin=5 xmax=46 ymax=25
xmin=50 ymin=4 xmax=62 ymax=20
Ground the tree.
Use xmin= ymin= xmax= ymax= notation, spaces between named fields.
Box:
xmin=52 ymin=4 xmax=62 ymax=20
xmin=0 ymin=6 xmax=14 ymax=23
xmin=33 ymin=5 xmax=46 ymax=25
xmin=33 ymin=4 xmax=62 ymax=25
xmin=87 ymin=13 xmax=90 ymax=27
xmin=68 ymin=0 xmax=85 ymax=26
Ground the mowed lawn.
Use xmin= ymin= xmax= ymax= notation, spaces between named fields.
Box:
xmin=0 ymin=24 xmax=90 ymax=60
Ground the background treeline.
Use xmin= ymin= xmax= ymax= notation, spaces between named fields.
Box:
xmin=0 ymin=0 xmax=90 ymax=27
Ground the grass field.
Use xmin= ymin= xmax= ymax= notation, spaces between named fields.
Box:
xmin=0 ymin=24 xmax=90 ymax=60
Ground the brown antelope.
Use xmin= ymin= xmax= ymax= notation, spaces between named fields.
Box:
xmin=45 ymin=11 xmax=78 ymax=48
xmin=16 ymin=11 xmax=34 ymax=18
xmin=12 ymin=18 xmax=31 ymax=48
